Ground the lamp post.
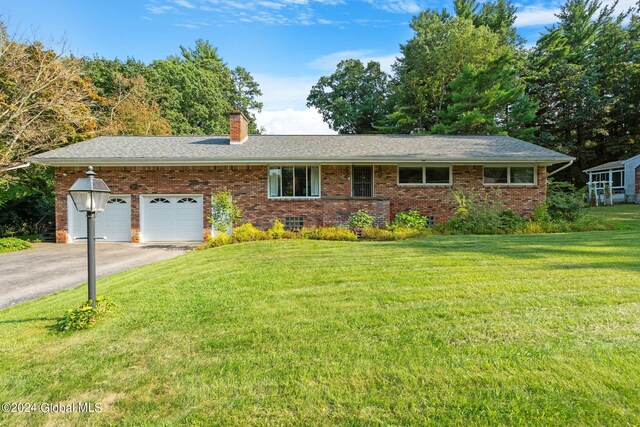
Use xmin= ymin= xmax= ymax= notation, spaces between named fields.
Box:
xmin=68 ymin=166 xmax=111 ymax=307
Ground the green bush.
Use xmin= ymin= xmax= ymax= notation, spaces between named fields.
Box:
xmin=499 ymin=209 xmax=526 ymax=233
xmin=299 ymin=226 xmax=358 ymax=241
xmin=442 ymin=191 xmax=524 ymax=235
xmin=0 ymin=237 xmax=32 ymax=253
xmin=269 ymin=219 xmax=286 ymax=239
xmin=53 ymin=296 xmax=115 ymax=332
xmin=532 ymin=203 xmax=552 ymax=224
xmin=232 ymin=223 xmax=270 ymax=243
xmin=361 ymin=226 xmax=432 ymax=241
xmin=546 ymin=181 xmax=585 ymax=222
xmin=361 ymin=227 xmax=395 ymax=240
xmin=348 ymin=210 xmax=375 ymax=229
xmin=391 ymin=210 xmax=428 ymax=229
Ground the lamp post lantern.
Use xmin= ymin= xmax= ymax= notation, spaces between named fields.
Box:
xmin=68 ymin=166 xmax=111 ymax=307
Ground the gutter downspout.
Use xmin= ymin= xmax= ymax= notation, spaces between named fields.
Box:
xmin=1 ymin=162 xmax=31 ymax=173
xmin=547 ymin=160 xmax=574 ymax=178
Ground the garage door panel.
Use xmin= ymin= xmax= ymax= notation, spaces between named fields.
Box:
xmin=69 ymin=195 xmax=131 ymax=242
xmin=142 ymin=195 xmax=203 ymax=242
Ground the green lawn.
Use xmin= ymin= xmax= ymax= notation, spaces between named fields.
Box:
xmin=1 ymin=205 xmax=639 ymax=426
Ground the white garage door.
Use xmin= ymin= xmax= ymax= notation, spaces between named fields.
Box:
xmin=69 ymin=195 xmax=131 ymax=242
xmin=142 ymin=195 xmax=203 ymax=242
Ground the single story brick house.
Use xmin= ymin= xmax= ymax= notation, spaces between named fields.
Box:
xmin=584 ymin=154 xmax=640 ymax=204
xmin=30 ymin=111 xmax=574 ymax=243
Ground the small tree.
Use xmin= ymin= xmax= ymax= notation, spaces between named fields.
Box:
xmin=208 ymin=190 xmax=242 ymax=235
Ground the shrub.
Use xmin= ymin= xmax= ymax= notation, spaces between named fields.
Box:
xmin=518 ymin=221 xmax=547 ymax=234
xmin=391 ymin=227 xmax=432 ymax=240
xmin=203 ymin=233 xmax=233 ymax=249
xmin=391 ymin=210 xmax=428 ymax=229
xmin=361 ymin=227 xmax=395 ymax=240
xmin=442 ymin=190 xmax=525 ymax=235
xmin=232 ymin=223 xmax=270 ymax=243
xmin=299 ymin=226 xmax=358 ymax=241
xmin=208 ymin=190 xmax=242 ymax=235
xmin=499 ymin=209 xmax=525 ymax=233
xmin=546 ymin=181 xmax=585 ymax=222
xmin=532 ymin=203 xmax=552 ymax=224
xmin=361 ymin=226 xmax=432 ymax=241
xmin=348 ymin=210 xmax=375 ymax=229
xmin=0 ymin=237 xmax=32 ymax=253
xmin=0 ymin=193 xmax=54 ymax=238
xmin=53 ymin=296 xmax=115 ymax=332
xmin=269 ymin=219 xmax=286 ymax=239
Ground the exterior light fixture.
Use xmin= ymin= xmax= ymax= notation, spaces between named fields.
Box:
xmin=68 ymin=166 xmax=111 ymax=307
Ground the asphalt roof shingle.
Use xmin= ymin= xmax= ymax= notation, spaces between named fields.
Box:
xmin=29 ymin=134 xmax=574 ymax=166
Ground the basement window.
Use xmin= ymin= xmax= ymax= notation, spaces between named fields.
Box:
xmin=284 ymin=216 xmax=304 ymax=230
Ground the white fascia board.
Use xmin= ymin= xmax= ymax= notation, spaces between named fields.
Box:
xmin=30 ymin=157 xmax=571 ymax=167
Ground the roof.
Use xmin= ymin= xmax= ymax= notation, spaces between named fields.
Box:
xmin=584 ymin=160 xmax=625 ymax=172
xmin=29 ymin=134 xmax=574 ymax=166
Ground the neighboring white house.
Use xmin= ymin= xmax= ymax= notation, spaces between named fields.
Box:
xmin=584 ymin=154 xmax=640 ymax=204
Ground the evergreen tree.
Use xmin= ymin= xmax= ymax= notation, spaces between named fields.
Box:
xmin=431 ymin=52 xmax=536 ymax=139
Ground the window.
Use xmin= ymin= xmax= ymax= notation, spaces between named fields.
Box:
xmin=612 ymin=170 xmax=624 ymax=187
xmin=426 ymin=216 xmax=436 ymax=227
xmin=484 ymin=166 xmax=535 ymax=185
xmin=150 ymin=197 xmax=170 ymax=204
xmin=398 ymin=167 xmax=423 ymax=184
xmin=177 ymin=197 xmax=198 ymax=204
xmin=425 ymin=167 xmax=450 ymax=184
xmin=484 ymin=167 xmax=508 ymax=184
xmin=398 ymin=166 xmax=451 ymax=185
xmin=284 ymin=216 xmax=304 ymax=230
xmin=510 ymin=167 xmax=535 ymax=184
xmin=108 ymin=198 xmax=127 ymax=204
xmin=269 ymin=166 xmax=319 ymax=198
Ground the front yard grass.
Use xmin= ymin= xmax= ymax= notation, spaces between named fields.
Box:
xmin=0 ymin=205 xmax=638 ymax=425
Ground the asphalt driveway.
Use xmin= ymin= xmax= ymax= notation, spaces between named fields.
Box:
xmin=0 ymin=243 xmax=195 ymax=309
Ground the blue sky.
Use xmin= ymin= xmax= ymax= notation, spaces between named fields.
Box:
xmin=1 ymin=0 xmax=628 ymax=133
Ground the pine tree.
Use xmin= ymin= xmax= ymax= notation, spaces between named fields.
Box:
xmin=431 ymin=52 xmax=536 ymax=139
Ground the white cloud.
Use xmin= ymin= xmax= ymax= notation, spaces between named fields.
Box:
xmin=253 ymin=73 xmax=319 ymax=110
xmin=147 ymin=4 xmax=176 ymax=14
xmin=365 ymin=0 xmax=422 ymax=14
xmin=309 ymin=50 xmax=398 ymax=73
xmin=515 ymin=0 xmax=636 ymax=28
xmin=515 ymin=4 xmax=561 ymax=27
xmin=171 ymin=0 xmax=196 ymax=8
xmin=257 ymin=108 xmax=335 ymax=134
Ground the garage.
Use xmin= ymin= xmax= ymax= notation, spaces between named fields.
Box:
xmin=141 ymin=195 xmax=204 ymax=242
xmin=68 ymin=195 xmax=131 ymax=242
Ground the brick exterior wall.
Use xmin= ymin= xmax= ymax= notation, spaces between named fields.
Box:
xmin=54 ymin=164 xmax=547 ymax=243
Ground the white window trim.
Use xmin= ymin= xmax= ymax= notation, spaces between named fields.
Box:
xmin=267 ymin=165 xmax=322 ymax=199
xmin=397 ymin=164 xmax=453 ymax=186
xmin=483 ymin=165 xmax=538 ymax=186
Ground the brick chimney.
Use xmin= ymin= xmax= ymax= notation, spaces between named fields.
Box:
xmin=229 ymin=110 xmax=248 ymax=144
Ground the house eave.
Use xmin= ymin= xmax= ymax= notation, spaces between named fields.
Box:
xmin=29 ymin=156 xmax=574 ymax=167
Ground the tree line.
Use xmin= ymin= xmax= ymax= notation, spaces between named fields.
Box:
xmin=307 ymin=0 xmax=640 ymax=183
xmin=0 ymin=29 xmax=262 ymax=171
